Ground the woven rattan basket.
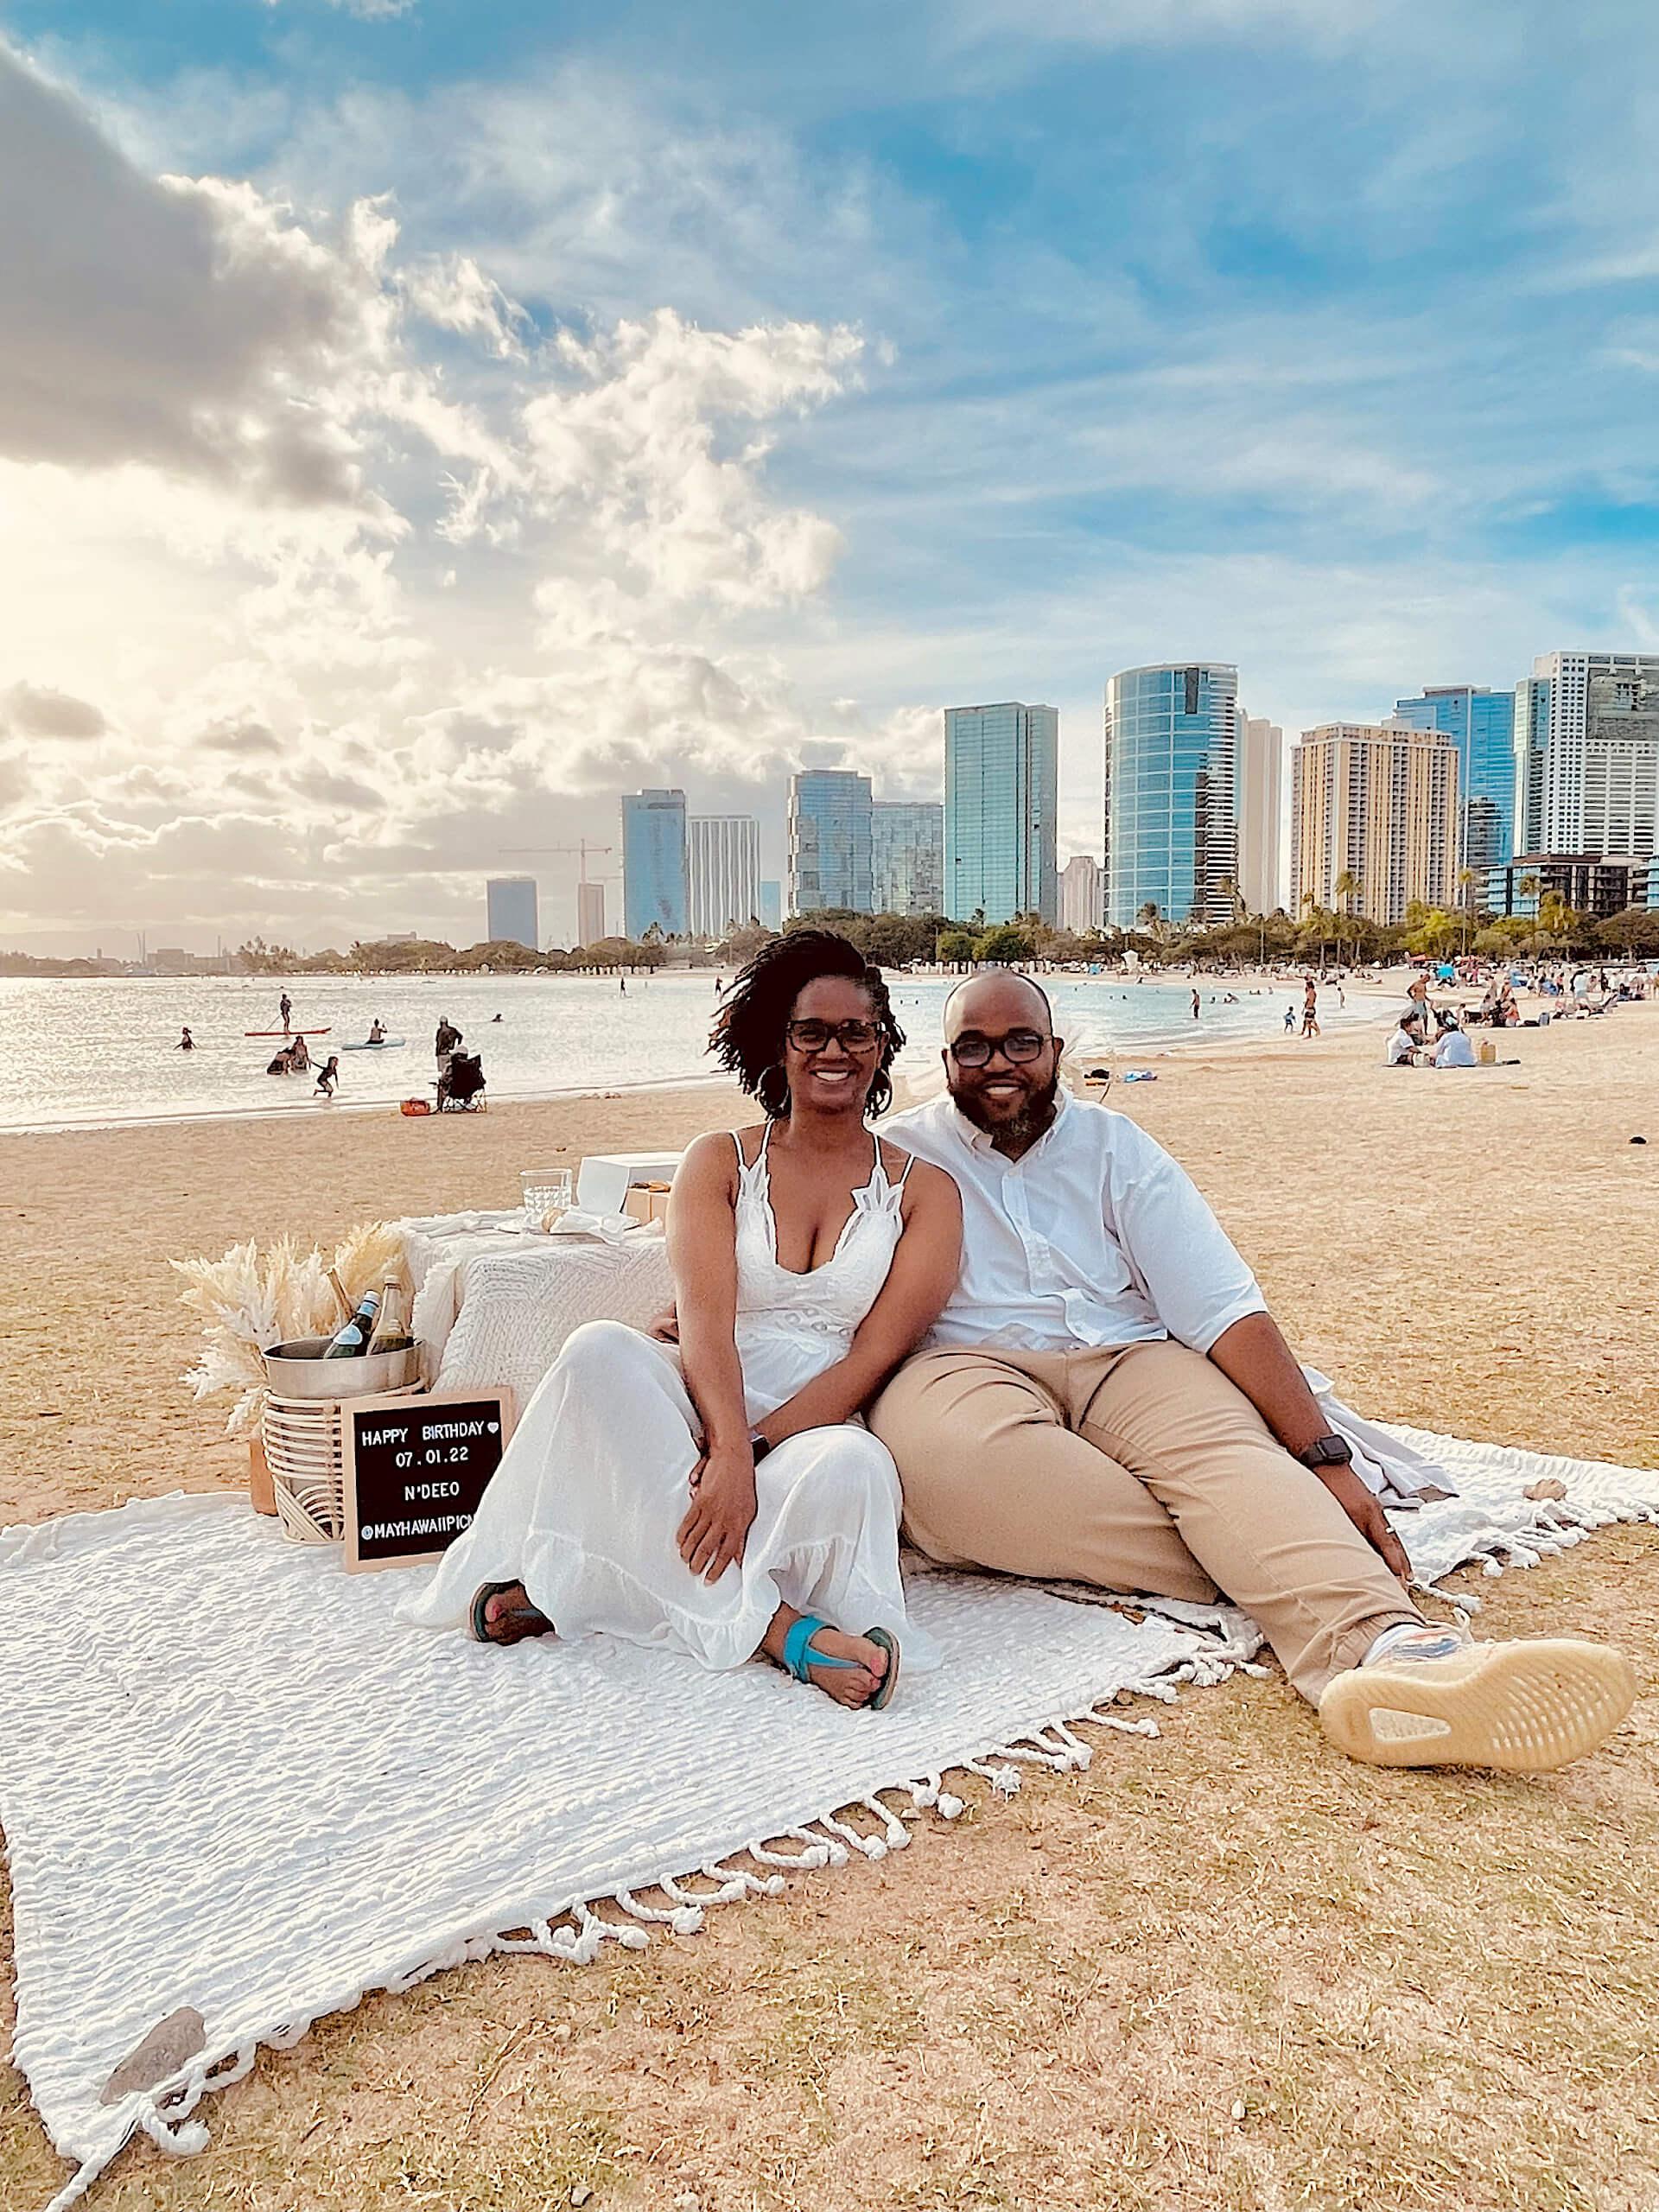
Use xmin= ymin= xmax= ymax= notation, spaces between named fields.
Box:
xmin=261 ymin=1347 xmax=423 ymax=1544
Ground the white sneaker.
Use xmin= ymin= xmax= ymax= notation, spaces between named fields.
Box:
xmin=1319 ymin=1628 xmax=1637 ymax=1772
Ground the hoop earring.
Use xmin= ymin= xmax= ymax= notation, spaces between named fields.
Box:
xmin=758 ymin=1063 xmax=791 ymax=1118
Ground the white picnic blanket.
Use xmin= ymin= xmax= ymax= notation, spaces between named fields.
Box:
xmin=3 ymin=1433 xmax=1655 ymax=2210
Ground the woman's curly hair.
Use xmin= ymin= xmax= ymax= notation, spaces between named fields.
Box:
xmin=709 ymin=929 xmax=905 ymax=1119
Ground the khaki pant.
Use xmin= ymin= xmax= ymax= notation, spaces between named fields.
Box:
xmin=868 ymin=1340 xmax=1420 ymax=1701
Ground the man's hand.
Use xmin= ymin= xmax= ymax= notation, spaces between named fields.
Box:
xmin=1315 ymin=1463 xmax=1413 ymax=1586
xmin=677 ymin=1445 xmax=756 ymax=1583
xmin=647 ymin=1305 xmax=680 ymax=1344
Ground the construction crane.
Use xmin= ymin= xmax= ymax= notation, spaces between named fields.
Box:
xmin=499 ymin=840 xmax=618 ymax=946
xmin=499 ymin=840 xmax=614 ymax=883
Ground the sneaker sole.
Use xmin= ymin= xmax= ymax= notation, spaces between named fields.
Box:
xmin=1319 ymin=1639 xmax=1637 ymax=1772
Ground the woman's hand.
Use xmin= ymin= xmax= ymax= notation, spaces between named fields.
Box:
xmin=677 ymin=1443 xmax=757 ymax=1583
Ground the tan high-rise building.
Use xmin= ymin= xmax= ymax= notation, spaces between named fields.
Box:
xmin=1059 ymin=854 xmax=1102 ymax=932
xmin=1290 ymin=721 xmax=1459 ymax=925
xmin=1237 ymin=714 xmax=1284 ymax=914
xmin=576 ymin=880 xmax=606 ymax=946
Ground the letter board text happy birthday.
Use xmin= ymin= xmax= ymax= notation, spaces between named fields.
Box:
xmin=343 ymin=1391 xmax=513 ymax=1571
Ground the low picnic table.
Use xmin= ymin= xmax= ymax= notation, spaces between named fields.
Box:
xmin=397 ymin=1209 xmax=676 ymax=1415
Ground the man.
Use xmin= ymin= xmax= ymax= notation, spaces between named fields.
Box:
xmin=434 ymin=1014 xmax=462 ymax=1072
xmin=1402 ymin=973 xmax=1444 ymax=1044
xmin=874 ymin=972 xmax=1634 ymax=1772
xmin=1385 ymin=1020 xmax=1421 ymax=1066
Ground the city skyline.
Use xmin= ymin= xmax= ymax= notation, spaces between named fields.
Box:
xmin=7 ymin=7 xmax=1659 ymax=955
xmin=54 ymin=630 xmax=1659 ymax=953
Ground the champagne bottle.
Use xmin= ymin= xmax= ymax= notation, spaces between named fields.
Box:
xmin=367 ymin=1278 xmax=413 ymax=1356
xmin=323 ymin=1288 xmax=379 ymax=1358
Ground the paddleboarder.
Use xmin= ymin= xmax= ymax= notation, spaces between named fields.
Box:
xmin=279 ymin=990 xmax=293 ymax=1034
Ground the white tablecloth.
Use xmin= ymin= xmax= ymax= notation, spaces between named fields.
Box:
xmin=396 ymin=1211 xmax=675 ymax=1412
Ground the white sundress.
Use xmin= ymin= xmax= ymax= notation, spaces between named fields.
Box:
xmin=400 ymin=1126 xmax=938 ymax=1674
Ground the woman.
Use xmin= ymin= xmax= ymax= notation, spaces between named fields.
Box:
xmin=402 ymin=931 xmax=962 ymax=1709
xmin=314 ymin=1053 xmax=340 ymax=1098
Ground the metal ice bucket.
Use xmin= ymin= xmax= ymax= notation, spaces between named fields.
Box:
xmin=263 ymin=1337 xmax=421 ymax=1401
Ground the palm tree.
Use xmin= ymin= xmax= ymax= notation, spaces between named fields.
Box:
xmin=1215 ymin=874 xmax=1245 ymax=926
xmin=1333 ymin=869 xmax=1358 ymax=969
xmin=1458 ymin=866 xmax=1478 ymax=956
xmin=1519 ymin=874 xmax=1542 ymax=960
xmin=1538 ymin=889 xmax=1573 ymax=958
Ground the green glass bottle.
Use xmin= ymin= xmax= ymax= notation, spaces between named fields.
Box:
xmin=323 ymin=1289 xmax=379 ymax=1358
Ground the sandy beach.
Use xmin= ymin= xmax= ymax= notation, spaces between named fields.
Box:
xmin=3 ymin=1007 xmax=1656 ymax=2209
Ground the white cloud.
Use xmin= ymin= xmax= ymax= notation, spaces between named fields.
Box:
xmin=2 ymin=683 xmax=108 ymax=740
xmin=265 ymin=0 xmax=417 ymax=19
xmin=399 ymin=253 xmax=528 ymax=358
xmin=521 ymin=312 xmax=861 ymax=608
xmin=0 ymin=43 xmax=397 ymax=506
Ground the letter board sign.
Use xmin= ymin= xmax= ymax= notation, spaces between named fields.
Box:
xmin=342 ymin=1390 xmax=513 ymax=1572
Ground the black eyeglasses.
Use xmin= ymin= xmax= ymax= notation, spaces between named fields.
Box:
xmin=785 ymin=1018 xmax=881 ymax=1053
xmin=949 ymin=1028 xmax=1049 ymax=1067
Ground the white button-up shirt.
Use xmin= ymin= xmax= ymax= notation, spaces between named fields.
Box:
xmin=884 ymin=1090 xmax=1267 ymax=1356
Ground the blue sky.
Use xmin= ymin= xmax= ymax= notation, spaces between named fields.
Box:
xmin=3 ymin=0 xmax=1659 ymax=946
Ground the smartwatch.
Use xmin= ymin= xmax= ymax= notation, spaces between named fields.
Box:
xmin=1296 ymin=1433 xmax=1353 ymax=1471
xmin=748 ymin=1427 xmax=772 ymax=1465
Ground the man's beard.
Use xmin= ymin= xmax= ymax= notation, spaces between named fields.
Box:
xmin=950 ymin=1068 xmax=1061 ymax=1148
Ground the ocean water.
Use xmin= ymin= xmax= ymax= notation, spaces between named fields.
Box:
xmin=0 ymin=970 xmax=1372 ymax=1135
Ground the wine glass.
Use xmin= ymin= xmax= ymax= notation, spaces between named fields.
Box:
xmin=519 ymin=1167 xmax=573 ymax=1222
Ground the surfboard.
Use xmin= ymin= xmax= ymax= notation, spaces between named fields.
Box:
xmin=245 ymin=1028 xmax=332 ymax=1037
xmin=340 ymin=1038 xmax=406 ymax=1051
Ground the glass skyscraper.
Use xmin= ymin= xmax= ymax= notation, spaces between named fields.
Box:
xmin=871 ymin=801 xmax=944 ymax=915
xmin=787 ymin=770 xmax=873 ymax=915
xmin=1513 ymin=652 xmax=1659 ymax=860
xmin=485 ymin=876 xmax=538 ymax=950
xmin=1391 ymin=686 xmax=1516 ymax=871
xmin=943 ymin=702 xmax=1058 ymax=925
xmin=1102 ymin=664 xmax=1239 ymax=930
xmin=620 ymin=788 xmax=688 ymax=938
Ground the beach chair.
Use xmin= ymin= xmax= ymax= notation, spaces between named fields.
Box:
xmin=435 ymin=1052 xmax=489 ymax=1112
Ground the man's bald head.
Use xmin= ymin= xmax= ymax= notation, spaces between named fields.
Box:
xmin=943 ymin=970 xmax=1053 ymax=1040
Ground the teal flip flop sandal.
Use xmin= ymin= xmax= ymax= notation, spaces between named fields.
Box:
xmin=781 ymin=1616 xmax=900 ymax=1710
xmin=468 ymin=1580 xmax=551 ymax=1645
